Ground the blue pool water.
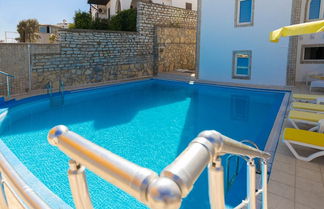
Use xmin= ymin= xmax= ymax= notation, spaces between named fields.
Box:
xmin=0 ymin=79 xmax=284 ymax=208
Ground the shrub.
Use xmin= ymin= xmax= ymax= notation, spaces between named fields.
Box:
xmin=16 ymin=19 xmax=40 ymax=42
xmin=109 ymin=9 xmax=137 ymax=31
xmin=91 ymin=18 xmax=110 ymax=30
xmin=74 ymin=11 xmax=92 ymax=29
xmin=72 ymin=9 xmax=137 ymax=31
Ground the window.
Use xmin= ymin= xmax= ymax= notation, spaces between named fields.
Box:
xmin=306 ymin=0 xmax=323 ymax=21
xmin=235 ymin=0 xmax=254 ymax=26
xmin=186 ymin=3 xmax=192 ymax=10
xmin=232 ymin=51 xmax=252 ymax=79
xmin=108 ymin=7 xmax=111 ymax=19
xmin=301 ymin=45 xmax=324 ymax=63
xmin=39 ymin=26 xmax=47 ymax=33
xmin=116 ymin=0 xmax=121 ymax=13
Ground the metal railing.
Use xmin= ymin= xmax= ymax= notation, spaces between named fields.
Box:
xmin=48 ymin=126 xmax=270 ymax=209
xmin=0 ymin=151 xmax=51 ymax=209
xmin=0 ymin=71 xmax=14 ymax=99
xmin=225 ymin=140 xmax=261 ymax=193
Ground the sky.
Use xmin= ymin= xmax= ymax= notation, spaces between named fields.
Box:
xmin=0 ymin=0 xmax=89 ymax=41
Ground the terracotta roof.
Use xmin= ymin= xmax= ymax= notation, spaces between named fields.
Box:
xmin=87 ymin=0 xmax=110 ymax=5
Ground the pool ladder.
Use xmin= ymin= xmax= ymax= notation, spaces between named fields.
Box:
xmin=0 ymin=71 xmax=15 ymax=99
xmin=225 ymin=140 xmax=262 ymax=193
xmin=46 ymin=80 xmax=65 ymax=106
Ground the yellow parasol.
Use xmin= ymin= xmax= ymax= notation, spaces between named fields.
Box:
xmin=269 ymin=20 xmax=324 ymax=42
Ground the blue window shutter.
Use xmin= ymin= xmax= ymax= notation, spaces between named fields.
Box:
xmin=239 ymin=0 xmax=252 ymax=23
xmin=309 ymin=0 xmax=321 ymax=20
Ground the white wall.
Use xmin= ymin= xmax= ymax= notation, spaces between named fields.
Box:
xmin=106 ymin=0 xmax=197 ymax=17
xmin=198 ymin=0 xmax=292 ymax=86
xmin=295 ymin=0 xmax=324 ymax=82
xmin=170 ymin=0 xmax=197 ymax=10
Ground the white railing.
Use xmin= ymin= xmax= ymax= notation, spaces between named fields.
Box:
xmin=0 ymin=71 xmax=14 ymax=99
xmin=0 ymin=152 xmax=51 ymax=209
xmin=48 ymin=125 xmax=270 ymax=209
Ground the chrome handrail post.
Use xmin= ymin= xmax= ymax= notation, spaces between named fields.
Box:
xmin=68 ymin=160 xmax=94 ymax=209
xmin=247 ymin=159 xmax=256 ymax=209
xmin=208 ymin=157 xmax=225 ymax=209
xmin=0 ymin=173 xmax=8 ymax=209
xmin=261 ymin=160 xmax=268 ymax=209
xmin=6 ymin=76 xmax=10 ymax=99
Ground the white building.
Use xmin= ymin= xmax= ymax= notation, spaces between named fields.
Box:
xmin=88 ymin=0 xmax=197 ymax=19
xmin=198 ymin=0 xmax=324 ymax=86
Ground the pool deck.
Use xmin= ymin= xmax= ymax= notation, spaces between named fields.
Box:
xmin=268 ymin=83 xmax=324 ymax=209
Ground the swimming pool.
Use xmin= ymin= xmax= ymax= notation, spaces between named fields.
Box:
xmin=0 ymin=79 xmax=285 ymax=208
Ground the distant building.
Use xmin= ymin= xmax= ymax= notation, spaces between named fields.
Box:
xmin=36 ymin=20 xmax=70 ymax=43
xmin=87 ymin=0 xmax=196 ymax=20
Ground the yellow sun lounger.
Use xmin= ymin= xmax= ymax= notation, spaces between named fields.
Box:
xmin=288 ymin=110 xmax=324 ymax=131
xmin=283 ymin=128 xmax=324 ymax=161
xmin=292 ymin=93 xmax=324 ymax=103
xmin=291 ymin=102 xmax=324 ymax=113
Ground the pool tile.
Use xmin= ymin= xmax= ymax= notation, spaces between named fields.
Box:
xmin=295 ymin=188 xmax=324 ymax=209
xmin=296 ymin=160 xmax=321 ymax=172
xmin=268 ymin=192 xmax=294 ymax=209
xmin=268 ymin=179 xmax=295 ymax=200
xmin=296 ymin=166 xmax=323 ymax=183
xmin=271 ymin=159 xmax=295 ymax=175
xmin=270 ymin=168 xmax=295 ymax=187
xmin=295 ymin=203 xmax=315 ymax=209
xmin=295 ymin=176 xmax=324 ymax=194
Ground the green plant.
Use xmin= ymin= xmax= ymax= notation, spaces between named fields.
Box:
xmin=16 ymin=19 xmax=40 ymax=42
xmin=68 ymin=23 xmax=75 ymax=29
xmin=74 ymin=11 xmax=92 ymax=29
xmin=110 ymin=9 xmax=137 ymax=31
xmin=91 ymin=18 xmax=110 ymax=30
xmin=71 ymin=9 xmax=137 ymax=31
xmin=49 ymin=34 xmax=58 ymax=43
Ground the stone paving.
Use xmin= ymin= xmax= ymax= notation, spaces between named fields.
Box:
xmin=268 ymin=83 xmax=324 ymax=209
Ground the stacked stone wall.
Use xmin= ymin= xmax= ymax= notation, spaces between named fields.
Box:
xmin=0 ymin=43 xmax=60 ymax=95
xmin=155 ymin=26 xmax=196 ymax=73
xmin=0 ymin=2 xmax=198 ymax=96
xmin=31 ymin=2 xmax=197 ymax=90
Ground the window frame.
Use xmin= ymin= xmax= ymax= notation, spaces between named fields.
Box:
xmin=301 ymin=44 xmax=324 ymax=64
xmin=186 ymin=2 xmax=192 ymax=10
xmin=235 ymin=0 xmax=255 ymax=27
xmin=305 ymin=0 xmax=324 ymax=22
xmin=232 ymin=50 xmax=252 ymax=80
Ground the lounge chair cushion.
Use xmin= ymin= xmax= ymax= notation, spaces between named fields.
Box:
xmin=284 ymin=128 xmax=324 ymax=147
xmin=289 ymin=110 xmax=324 ymax=122
xmin=311 ymin=80 xmax=324 ymax=89
xmin=292 ymin=94 xmax=324 ymax=101
xmin=292 ymin=102 xmax=324 ymax=112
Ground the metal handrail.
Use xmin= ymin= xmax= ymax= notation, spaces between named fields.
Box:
xmin=48 ymin=126 xmax=270 ymax=209
xmin=0 ymin=151 xmax=51 ymax=209
xmin=0 ymin=71 xmax=14 ymax=98
xmin=225 ymin=140 xmax=262 ymax=192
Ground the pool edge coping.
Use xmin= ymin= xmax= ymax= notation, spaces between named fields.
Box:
xmin=0 ymin=140 xmax=73 ymax=209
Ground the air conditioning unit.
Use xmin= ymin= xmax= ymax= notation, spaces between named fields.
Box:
xmin=98 ymin=6 xmax=107 ymax=14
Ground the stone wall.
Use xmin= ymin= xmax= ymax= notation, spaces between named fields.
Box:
xmin=155 ymin=26 xmax=196 ymax=73
xmin=32 ymin=30 xmax=153 ymax=90
xmin=0 ymin=3 xmax=197 ymax=97
xmin=0 ymin=44 xmax=60 ymax=96
xmin=31 ymin=2 xmax=197 ymax=91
